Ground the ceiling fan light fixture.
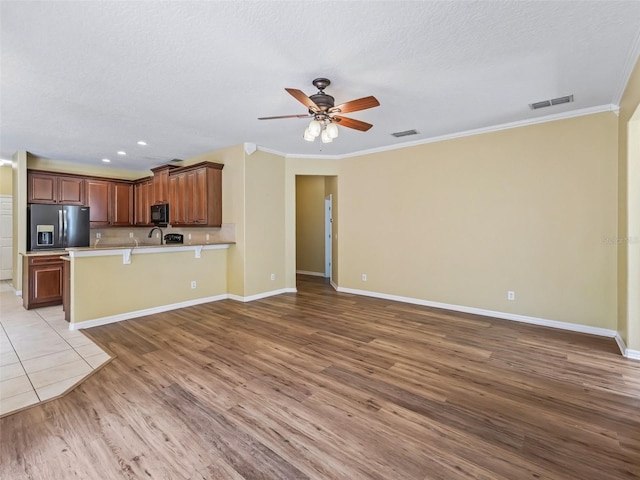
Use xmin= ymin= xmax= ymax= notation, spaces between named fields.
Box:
xmin=308 ymin=119 xmax=322 ymax=137
xmin=303 ymin=127 xmax=315 ymax=142
xmin=321 ymin=129 xmax=333 ymax=143
xmin=326 ymin=122 xmax=339 ymax=139
xmin=259 ymin=78 xmax=379 ymax=143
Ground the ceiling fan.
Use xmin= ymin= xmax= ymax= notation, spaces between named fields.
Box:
xmin=258 ymin=78 xmax=380 ymax=143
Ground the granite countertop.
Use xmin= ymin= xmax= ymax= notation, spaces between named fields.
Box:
xmin=22 ymin=241 xmax=235 ymax=256
xmin=67 ymin=240 xmax=235 ymax=252
xmin=21 ymin=250 xmax=69 ymax=257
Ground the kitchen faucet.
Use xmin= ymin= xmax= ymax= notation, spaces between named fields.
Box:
xmin=148 ymin=226 xmax=164 ymax=245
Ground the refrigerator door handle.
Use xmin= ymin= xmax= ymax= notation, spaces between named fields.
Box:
xmin=58 ymin=209 xmax=64 ymax=245
xmin=62 ymin=209 xmax=67 ymax=245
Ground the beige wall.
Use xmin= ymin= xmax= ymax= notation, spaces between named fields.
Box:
xmin=12 ymin=152 xmax=27 ymax=291
xmin=0 ymin=166 xmax=12 ymax=195
xmin=296 ymin=176 xmax=326 ymax=274
xmin=183 ymin=145 xmax=287 ymax=298
xmin=27 ymin=154 xmax=146 ymax=180
xmin=619 ymin=56 xmax=640 ymax=350
xmin=72 ymin=248 xmax=227 ymax=323
xmin=183 ymin=145 xmax=246 ymax=296
xmin=244 ymin=150 xmax=286 ymax=296
xmin=325 ymin=176 xmax=338 ymax=283
xmin=338 ymin=112 xmax=618 ymax=329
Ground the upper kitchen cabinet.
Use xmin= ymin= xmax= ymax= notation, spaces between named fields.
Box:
xmin=169 ymin=162 xmax=223 ymax=227
xmin=150 ymin=165 xmax=178 ymax=205
xmin=86 ymin=179 xmax=110 ymax=226
xmin=168 ymin=172 xmax=187 ymax=224
xmin=86 ymin=178 xmax=134 ymax=227
xmin=110 ymin=181 xmax=134 ymax=226
xmin=134 ymin=177 xmax=153 ymax=226
xmin=28 ymin=171 xmax=85 ymax=205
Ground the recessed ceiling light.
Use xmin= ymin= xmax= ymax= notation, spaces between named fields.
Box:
xmin=102 ymin=158 xmax=111 ymax=163
xmin=117 ymin=151 xmax=126 ymax=155
xmin=137 ymin=141 xmax=147 ymax=146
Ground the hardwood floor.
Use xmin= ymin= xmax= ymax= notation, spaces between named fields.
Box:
xmin=1 ymin=275 xmax=639 ymax=479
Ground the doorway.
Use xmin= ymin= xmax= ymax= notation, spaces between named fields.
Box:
xmin=325 ymin=194 xmax=332 ymax=281
xmin=295 ymin=175 xmax=337 ymax=286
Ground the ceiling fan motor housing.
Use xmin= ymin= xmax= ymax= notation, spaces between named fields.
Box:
xmin=309 ymin=93 xmax=335 ymax=113
xmin=309 ymin=77 xmax=335 ymax=113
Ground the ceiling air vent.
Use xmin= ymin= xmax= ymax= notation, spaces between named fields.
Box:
xmin=391 ymin=129 xmax=418 ymax=138
xmin=529 ymin=94 xmax=574 ymax=110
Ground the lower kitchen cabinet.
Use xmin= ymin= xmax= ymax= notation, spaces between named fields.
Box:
xmin=23 ymin=254 xmax=64 ymax=310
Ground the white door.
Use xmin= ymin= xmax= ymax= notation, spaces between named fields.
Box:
xmin=0 ymin=195 xmax=13 ymax=280
xmin=325 ymin=194 xmax=332 ymax=280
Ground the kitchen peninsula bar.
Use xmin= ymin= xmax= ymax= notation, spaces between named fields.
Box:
xmin=65 ymin=242 xmax=233 ymax=329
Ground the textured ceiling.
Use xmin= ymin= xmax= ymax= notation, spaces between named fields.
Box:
xmin=1 ymin=1 xmax=640 ymax=171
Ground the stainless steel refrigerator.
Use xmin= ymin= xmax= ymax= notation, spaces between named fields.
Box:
xmin=27 ymin=204 xmax=90 ymax=251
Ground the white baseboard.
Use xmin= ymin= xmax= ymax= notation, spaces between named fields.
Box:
xmin=68 ymin=282 xmax=638 ymax=361
xmin=227 ymin=287 xmax=297 ymax=303
xmin=336 ymin=286 xmax=619 ymax=339
xmin=71 ymin=287 xmax=300 ymax=330
xmin=617 ymin=334 xmax=640 ymax=360
xmin=615 ymin=333 xmax=627 ymax=357
xmin=330 ymin=280 xmax=338 ymax=291
xmin=70 ymin=294 xmax=229 ymax=330
xmin=296 ymin=270 xmax=326 ymax=277
xmin=15 ymin=290 xmax=22 ymax=297
xmin=626 ymin=348 xmax=640 ymax=360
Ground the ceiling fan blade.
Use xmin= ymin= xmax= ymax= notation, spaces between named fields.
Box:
xmin=258 ymin=114 xmax=311 ymax=120
xmin=285 ymin=88 xmax=320 ymax=112
xmin=332 ymin=115 xmax=373 ymax=132
xmin=330 ymin=96 xmax=380 ymax=114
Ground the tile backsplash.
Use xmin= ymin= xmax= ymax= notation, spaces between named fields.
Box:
xmin=90 ymin=223 xmax=236 ymax=247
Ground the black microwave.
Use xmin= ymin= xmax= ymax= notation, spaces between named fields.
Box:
xmin=151 ymin=203 xmax=169 ymax=225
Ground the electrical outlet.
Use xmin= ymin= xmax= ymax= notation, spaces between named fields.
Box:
xmin=206 ymin=234 xmax=210 ymax=241
xmin=191 ymin=281 xmax=197 ymax=289
xmin=361 ymin=274 xmax=367 ymax=281
xmin=270 ymin=273 xmax=276 ymax=281
xmin=96 ymin=232 xmax=101 ymax=239
xmin=507 ymin=291 xmax=515 ymax=301
xmin=129 ymin=232 xmax=134 ymax=238
xmin=188 ymin=233 xmax=192 ymax=240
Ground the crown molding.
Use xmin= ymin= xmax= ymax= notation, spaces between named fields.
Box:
xmin=256 ymin=104 xmax=619 ymax=161
xmin=613 ymin=29 xmax=640 ymax=106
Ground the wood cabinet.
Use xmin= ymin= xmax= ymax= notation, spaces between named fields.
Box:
xmin=86 ymin=179 xmax=133 ymax=227
xmin=168 ymin=162 xmax=222 ymax=227
xmin=28 ymin=171 xmax=85 ymax=205
xmin=86 ymin=179 xmax=110 ymax=226
xmin=150 ymin=165 xmax=177 ymax=205
xmin=134 ymin=177 xmax=153 ymax=226
xmin=110 ymin=182 xmax=134 ymax=226
xmin=27 ymin=162 xmax=222 ymax=229
xmin=168 ymin=173 xmax=187 ymax=224
xmin=23 ymin=254 xmax=64 ymax=309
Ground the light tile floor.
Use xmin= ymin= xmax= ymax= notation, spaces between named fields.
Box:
xmin=0 ymin=280 xmax=112 ymax=417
